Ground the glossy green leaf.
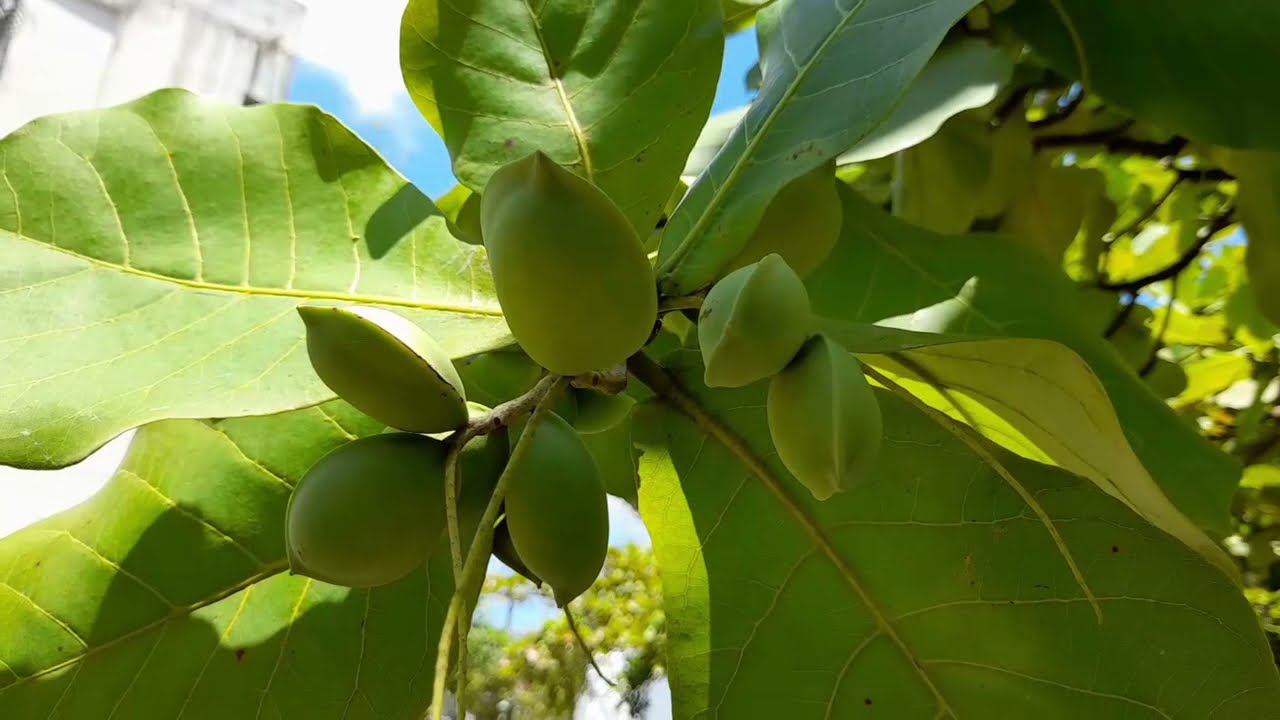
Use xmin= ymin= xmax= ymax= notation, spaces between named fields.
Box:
xmin=0 ymin=402 xmax=452 ymax=718
xmin=807 ymin=187 xmax=1238 ymax=534
xmin=400 ymin=0 xmax=724 ymax=233
xmin=684 ymin=39 xmax=1012 ymax=178
xmin=838 ymin=39 xmax=1011 ymax=165
xmin=657 ymin=0 xmax=981 ymax=295
xmin=0 ymin=90 xmax=507 ymax=469
xmin=1003 ymin=0 xmax=1280 ymax=149
xmin=634 ymin=350 xmax=1279 ymax=718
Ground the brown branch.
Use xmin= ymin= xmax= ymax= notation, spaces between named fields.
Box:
xmin=1096 ymin=210 xmax=1236 ymax=292
xmin=1034 ymin=125 xmax=1187 ymax=159
xmin=1029 ymin=87 xmax=1085 ymax=130
xmin=1108 ymin=176 xmax=1185 ymax=242
xmin=1139 ymin=280 xmax=1178 ymax=377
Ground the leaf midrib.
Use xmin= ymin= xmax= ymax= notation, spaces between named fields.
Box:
xmin=3 ymin=230 xmax=504 ymax=318
xmin=629 ymin=353 xmax=958 ymax=716
xmin=0 ymin=563 xmax=288 ymax=691
xmin=658 ymin=0 xmax=869 ymax=277
xmin=521 ymin=0 xmax=595 ymax=182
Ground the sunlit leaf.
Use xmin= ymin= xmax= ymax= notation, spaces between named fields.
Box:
xmin=0 ymin=403 xmax=451 ymax=718
xmin=0 ymin=90 xmax=507 ymax=469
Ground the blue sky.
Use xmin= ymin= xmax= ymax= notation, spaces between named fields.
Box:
xmin=288 ymin=31 xmax=760 ymax=199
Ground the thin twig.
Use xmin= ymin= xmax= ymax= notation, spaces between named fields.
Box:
xmin=1095 ymin=210 xmax=1235 ymax=292
xmin=1104 ymin=295 xmax=1137 ymax=339
xmin=1028 ymin=86 xmax=1084 ymax=129
xmin=1034 ymin=124 xmax=1190 ymax=159
xmin=430 ymin=375 xmax=569 ymax=720
xmin=1107 ymin=176 xmax=1184 ymax=243
xmin=564 ymin=607 xmax=617 ymax=687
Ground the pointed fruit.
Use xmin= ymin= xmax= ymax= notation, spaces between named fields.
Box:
xmin=299 ymin=306 xmax=468 ymax=433
xmin=699 ymin=254 xmax=813 ymax=388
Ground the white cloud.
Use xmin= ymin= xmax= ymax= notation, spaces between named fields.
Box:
xmin=292 ymin=0 xmax=411 ymax=116
xmin=0 ymin=431 xmax=132 ymax=539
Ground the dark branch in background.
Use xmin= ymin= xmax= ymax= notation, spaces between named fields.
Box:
xmin=993 ymin=86 xmax=1032 ymax=126
xmin=1028 ymin=86 xmax=1085 ymax=129
xmin=1034 ymin=124 xmax=1192 ymax=160
xmin=1107 ymin=176 xmax=1185 ymax=242
xmin=1177 ymin=167 xmax=1234 ymax=183
xmin=1104 ymin=294 xmax=1137 ymax=339
xmin=1139 ymin=279 xmax=1178 ymax=377
xmin=1096 ymin=209 xmax=1236 ymax=292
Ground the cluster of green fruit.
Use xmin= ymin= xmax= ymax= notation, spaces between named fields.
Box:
xmin=287 ymin=305 xmax=611 ymax=607
xmin=283 ymin=153 xmax=879 ymax=607
xmin=698 ymin=251 xmax=884 ymax=501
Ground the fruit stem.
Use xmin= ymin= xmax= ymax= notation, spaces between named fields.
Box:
xmin=658 ymin=293 xmax=705 ymax=314
xmin=430 ymin=374 xmax=569 ymax=720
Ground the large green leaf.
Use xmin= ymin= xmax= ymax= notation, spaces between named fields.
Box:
xmin=808 ymin=187 xmax=1239 ymax=534
xmin=0 ymin=403 xmax=452 ymax=718
xmin=682 ymin=39 xmax=1011 ymax=177
xmin=400 ymin=0 xmax=723 ymax=233
xmin=634 ymin=351 xmax=1279 ymax=718
xmin=0 ymin=90 xmax=507 ymax=469
xmin=656 ymin=0 xmax=980 ymax=295
xmin=1002 ymin=0 xmax=1280 ymax=149
xmin=817 ymin=321 xmax=1229 ymax=574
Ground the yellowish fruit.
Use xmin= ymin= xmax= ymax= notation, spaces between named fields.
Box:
xmin=286 ymin=433 xmax=447 ymax=587
xmin=299 ymin=306 xmax=468 ymax=433
xmin=767 ymin=335 xmax=883 ymax=500
xmin=481 ymin=152 xmax=658 ymax=375
xmin=727 ymin=161 xmax=842 ymax=277
xmin=504 ymin=411 xmax=608 ymax=606
xmin=699 ymin=254 xmax=813 ymax=388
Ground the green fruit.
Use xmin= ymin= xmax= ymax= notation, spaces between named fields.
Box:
xmin=481 ymin=152 xmax=658 ymax=375
xmin=727 ymin=162 xmax=842 ymax=277
xmin=698 ymin=254 xmax=813 ymax=388
xmin=573 ymin=389 xmax=636 ymax=434
xmin=504 ymin=411 xmax=609 ymax=606
xmin=299 ymin=306 xmax=468 ymax=433
xmin=767 ymin=335 xmax=883 ymax=501
xmin=493 ymin=517 xmax=542 ymax=586
xmin=286 ymin=433 xmax=447 ymax=588
xmin=455 ymin=425 xmax=511 ymax=552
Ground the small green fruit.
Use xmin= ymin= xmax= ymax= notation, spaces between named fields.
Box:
xmin=455 ymin=425 xmax=511 ymax=552
xmin=493 ymin=516 xmax=543 ymax=586
xmin=699 ymin=254 xmax=813 ymax=388
xmin=299 ymin=306 xmax=468 ymax=433
xmin=286 ymin=433 xmax=447 ymax=588
xmin=481 ymin=152 xmax=658 ymax=375
xmin=504 ymin=411 xmax=609 ymax=606
xmin=458 ymin=349 xmax=543 ymax=408
xmin=573 ymin=389 xmax=636 ymax=434
xmin=767 ymin=335 xmax=883 ymax=501
xmin=727 ymin=162 xmax=842 ymax=277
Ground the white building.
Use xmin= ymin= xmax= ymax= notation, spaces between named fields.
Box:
xmin=0 ymin=0 xmax=304 ymax=136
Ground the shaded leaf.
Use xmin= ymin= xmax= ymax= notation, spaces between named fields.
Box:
xmin=1003 ymin=0 xmax=1280 ymax=149
xmin=400 ymin=0 xmax=724 ymax=233
xmin=806 ymin=187 xmax=1239 ymax=534
xmin=0 ymin=403 xmax=452 ymax=718
xmin=0 ymin=90 xmax=508 ymax=469
xmin=892 ymin=111 xmax=992 ymax=234
xmin=1000 ymin=157 xmax=1109 ymax=262
xmin=657 ymin=0 xmax=980 ymax=295
xmin=633 ymin=351 xmax=1279 ymax=718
